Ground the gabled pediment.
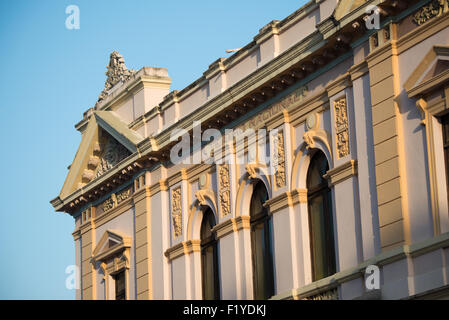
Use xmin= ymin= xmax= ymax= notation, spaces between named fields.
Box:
xmin=58 ymin=111 xmax=143 ymax=200
xmin=334 ymin=0 xmax=366 ymax=20
xmin=92 ymin=230 xmax=132 ymax=263
xmin=405 ymin=45 xmax=449 ymax=98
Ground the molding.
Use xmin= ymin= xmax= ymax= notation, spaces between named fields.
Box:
xmin=408 ymin=69 xmax=449 ymax=98
xmin=94 ymin=197 xmax=133 ymax=228
xmin=212 ymin=219 xmax=234 ymax=239
xmin=323 ymin=160 xmax=358 ymax=186
xmin=348 ymin=61 xmax=369 ymax=81
xmin=264 ymin=188 xmax=307 ymax=213
xmin=325 ymin=73 xmax=352 ymax=98
xmin=233 ymin=215 xmax=251 ymax=233
xmin=396 ymin=7 xmax=449 ymax=55
xmin=164 ymin=240 xmax=201 ymax=261
xmin=92 ymin=230 xmax=132 ymax=263
xmin=274 ymin=231 xmax=449 ymax=300
xmin=212 ymin=215 xmax=251 ymax=239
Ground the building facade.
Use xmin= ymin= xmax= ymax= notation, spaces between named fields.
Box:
xmin=51 ymin=0 xmax=449 ymax=300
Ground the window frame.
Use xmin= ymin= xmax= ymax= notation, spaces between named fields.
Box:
xmin=249 ymin=181 xmax=275 ymax=300
xmin=306 ymin=150 xmax=336 ymax=282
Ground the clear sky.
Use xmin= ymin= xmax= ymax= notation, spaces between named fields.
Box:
xmin=0 ymin=0 xmax=307 ymax=299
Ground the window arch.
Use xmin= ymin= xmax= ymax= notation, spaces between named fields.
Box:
xmin=250 ymin=181 xmax=275 ymax=299
xmin=307 ymin=150 xmax=336 ymax=281
xmin=200 ymin=207 xmax=220 ymax=300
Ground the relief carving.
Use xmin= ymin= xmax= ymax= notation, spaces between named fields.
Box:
xmin=274 ymin=131 xmax=286 ymax=188
xmin=171 ymin=188 xmax=182 ymax=238
xmin=95 ymin=138 xmax=130 ymax=178
xmin=334 ymin=97 xmax=350 ymax=159
xmin=303 ymin=288 xmax=338 ymax=300
xmin=218 ymin=165 xmax=231 ymax=216
xmin=413 ymin=0 xmax=449 ymax=26
xmin=101 ymin=188 xmax=132 ymax=213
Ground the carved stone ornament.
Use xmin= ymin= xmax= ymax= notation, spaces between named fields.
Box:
xmin=274 ymin=131 xmax=286 ymax=188
xmin=95 ymin=137 xmax=130 ymax=178
xmin=171 ymin=188 xmax=182 ymax=238
xmin=334 ymin=97 xmax=350 ymax=159
xmin=102 ymin=188 xmax=132 ymax=213
xmin=303 ymin=288 xmax=338 ymax=300
xmin=218 ymin=165 xmax=231 ymax=216
xmin=98 ymin=51 xmax=136 ymax=102
xmin=413 ymin=0 xmax=449 ymax=26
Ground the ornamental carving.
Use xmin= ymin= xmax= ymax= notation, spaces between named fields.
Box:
xmin=274 ymin=131 xmax=286 ymax=188
xmin=334 ymin=97 xmax=350 ymax=159
xmin=303 ymin=288 xmax=338 ymax=300
xmin=98 ymin=51 xmax=136 ymax=102
xmin=95 ymin=138 xmax=130 ymax=178
xmin=218 ymin=165 xmax=231 ymax=216
xmin=102 ymin=188 xmax=132 ymax=213
xmin=412 ymin=0 xmax=449 ymax=26
xmin=238 ymin=85 xmax=307 ymax=131
xmin=171 ymin=188 xmax=182 ymax=238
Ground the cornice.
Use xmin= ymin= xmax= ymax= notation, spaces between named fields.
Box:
xmin=264 ymin=188 xmax=307 ymax=213
xmin=348 ymin=60 xmax=369 ymax=81
xmin=164 ymin=239 xmax=201 ymax=261
xmin=274 ymin=231 xmax=449 ymax=300
xmin=323 ymin=160 xmax=358 ymax=186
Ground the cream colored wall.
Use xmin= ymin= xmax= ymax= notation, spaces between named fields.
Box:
xmin=94 ymin=207 xmax=136 ymax=299
xmin=397 ymin=27 xmax=449 ymax=243
xmin=69 ymin=1 xmax=449 ymax=301
xmin=352 ymin=72 xmax=381 ymax=260
xmin=279 ymin=8 xmax=319 ymax=53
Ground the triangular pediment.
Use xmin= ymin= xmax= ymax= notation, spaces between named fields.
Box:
xmin=59 ymin=111 xmax=143 ymax=200
xmin=92 ymin=230 xmax=132 ymax=262
xmin=405 ymin=45 xmax=449 ymax=98
xmin=334 ymin=0 xmax=366 ymax=20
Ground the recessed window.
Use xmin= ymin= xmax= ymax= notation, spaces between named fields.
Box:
xmin=441 ymin=114 xmax=449 ymax=205
xmin=307 ymin=151 xmax=336 ymax=281
xmin=250 ymin=181 xmax=275 ymax=299
xmin=114 ymin=271 xmax=126 ymax=300
xmin=201 ymin=208 xmax=220 ymax=300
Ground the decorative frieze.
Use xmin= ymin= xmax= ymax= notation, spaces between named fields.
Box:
xmin=171 ymin=188 xmax=182 ymax=238
xmin=218 ymin=165 xmax=231 ymax=217
xmin=274 ymin=131 xmax=286 ymax=188
xmin=334 ymin=96 xmax=350 ymax=159
xmin=101 ymin=188 xmax=132 ymax=213
xmin=238 ymin=85 xmax=307 ymax=131
xmin=413 ymin=0 xmax=449 ymax=26
xmin=302 ymin=288 xmax=338 ymax=300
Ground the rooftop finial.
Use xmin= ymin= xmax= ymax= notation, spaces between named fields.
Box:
xmin=98 ymin=51 xmax=135 ymax=102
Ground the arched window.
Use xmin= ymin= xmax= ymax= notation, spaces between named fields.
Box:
xmin=250 ymin=181 xmax=275 ymax=299
xmin=307 ymin=150 xmax=336 ymax=281
xmin=201 ymin=208 xmax=220 ymax=300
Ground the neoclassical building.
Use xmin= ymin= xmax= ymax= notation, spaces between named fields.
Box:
xmin=51 ymin=0 xmax=449 ymax=300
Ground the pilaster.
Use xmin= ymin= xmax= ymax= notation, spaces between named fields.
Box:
xmin=366 ymin=25 xmax=410 ymax=251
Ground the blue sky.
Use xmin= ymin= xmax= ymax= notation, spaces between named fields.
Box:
xmin=0 ymin=0 xmax=306 ymax=299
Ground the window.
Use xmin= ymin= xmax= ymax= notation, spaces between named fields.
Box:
xmin=442 ymin=114 xmax=449 ymax=205
xmin=114 ymin=271 xmax=126 ymax=300
xmin=307 ymin=151 xmax=336 ymax=281
xmin=201 ymin=208 xmax=220 ymax=300
xmin=250 ymin=181 xmax=275 ymax=299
